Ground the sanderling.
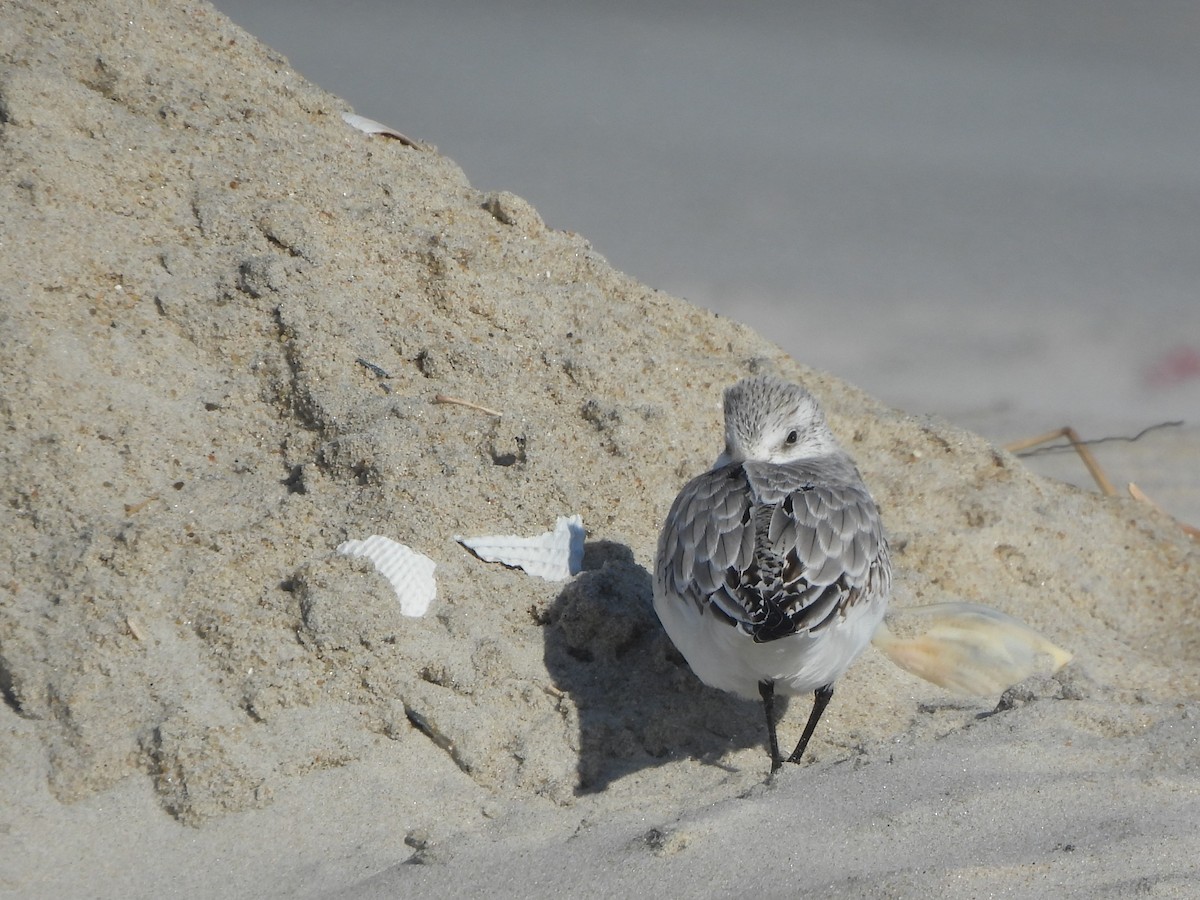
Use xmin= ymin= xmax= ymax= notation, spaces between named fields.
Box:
xmin=654 ymin=374 xmax=891 ymax=772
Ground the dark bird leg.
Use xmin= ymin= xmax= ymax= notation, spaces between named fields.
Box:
xmin=786 ymin=684 xmax=834 ymax=766
xmin=758 ymin=680 xmax=783 ymax=772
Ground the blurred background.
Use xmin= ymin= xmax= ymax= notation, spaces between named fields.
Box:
xmin=213 ymin=1 xmax=1200 ymax=511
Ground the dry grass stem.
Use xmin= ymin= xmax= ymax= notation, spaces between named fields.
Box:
xmin=432 ymin=394 xmax=503 ymax=417
xmin=1005 ymin=426 xmax=1117 ymax=496
xmin=1128 ymin=483 xmax=1200 ymax=540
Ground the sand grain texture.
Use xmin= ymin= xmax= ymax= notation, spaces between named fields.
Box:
xmin=1 ymin=2 xmax=1197 ymax=897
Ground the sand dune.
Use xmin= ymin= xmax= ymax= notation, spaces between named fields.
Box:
xmin=1 ymin=3 xmax=1196 ymax=897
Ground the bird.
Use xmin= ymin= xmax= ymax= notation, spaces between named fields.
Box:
xmin=653 ymin=374 xmax=891 ymax=772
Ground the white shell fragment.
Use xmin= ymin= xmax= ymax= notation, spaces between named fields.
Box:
xmin=456 ymin=515 xmax=585 ymax=582
xmin=872 ymin=602 xmax=1073 ymax=696
xmin=340 ymin=111 xmax=416 ymax=145
xmin=337 ymin=535 xmax=437 ymax=617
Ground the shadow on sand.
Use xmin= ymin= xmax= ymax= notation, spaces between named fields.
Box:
xmin=542 ymin=539 xmax=773 ymax=792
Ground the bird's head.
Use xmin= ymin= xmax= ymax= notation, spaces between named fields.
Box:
xmin=716 ymin=375 xmax=841 ymax=467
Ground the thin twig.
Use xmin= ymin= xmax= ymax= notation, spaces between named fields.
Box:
xmin=1004 ymin=426 xmax=1117 ymax=496
xmin=123 ymin=495 xmax=159 ymax=515
xmin=432 ymin=394 xmax=503 ymax=417
xmin=1128 ymin=483 xmax=1200 ymax=540
xmin=1008 ymin=421 xmax=1181 ymax=456
xmin=1006 ymin=424 xmax=1198 ymax=539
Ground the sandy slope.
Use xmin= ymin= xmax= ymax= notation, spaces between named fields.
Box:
xmin=1 ymin=2 xmax=1196 ymax=897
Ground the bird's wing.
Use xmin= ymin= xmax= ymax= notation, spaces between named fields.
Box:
xmin=657 ymin=461 xmax=889 ymax=643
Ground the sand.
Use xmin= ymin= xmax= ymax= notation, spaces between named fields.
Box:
xmin=1 ymin=2 xmax=1197 ymax=897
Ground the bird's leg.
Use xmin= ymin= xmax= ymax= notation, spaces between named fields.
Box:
xmin=758 ymin=680 xmax=783 ymax=772
xmin=786 ymin=683 xmax=834 ymax=766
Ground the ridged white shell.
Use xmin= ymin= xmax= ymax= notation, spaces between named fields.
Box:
xmin=456 ymin=515 xmax=584 ymax=582
xmin=337 ymin=536 xmax=437 ymax=617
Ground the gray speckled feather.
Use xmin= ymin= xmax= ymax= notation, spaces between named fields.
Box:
xmin=658 ymin=450 xmax=890 ymax=643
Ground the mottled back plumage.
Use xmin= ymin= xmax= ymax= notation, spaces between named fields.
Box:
xmin=658 ymin=455 xmax=889 ymax=644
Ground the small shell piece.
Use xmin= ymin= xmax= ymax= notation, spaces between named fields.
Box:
xmin=340 ymin=111 xmax=416 ymax=145
xmin=337 ymin=535 xmax=437 ymax=617
xmin=456 ymin=515 xmax=585 ymax=582
xmin=872 ymin=602 xmax=1072 ymax=696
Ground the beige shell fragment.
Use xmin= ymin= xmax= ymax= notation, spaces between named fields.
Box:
xmin=456 ymin=515 xmax=585 ymax=582
xmin=872 ymin=602 xmax=1073 ymax=696
xmin=337 ymin=535 xmax=436 ymax=617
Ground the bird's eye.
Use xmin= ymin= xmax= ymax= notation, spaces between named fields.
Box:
xmin=785 ymin=430 xmax=799 ymax=445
